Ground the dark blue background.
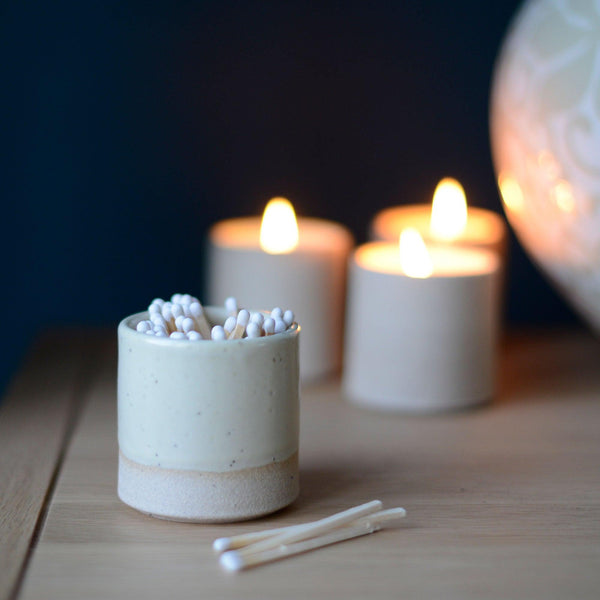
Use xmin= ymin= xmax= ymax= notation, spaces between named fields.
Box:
xmin=0 ymin=0 xmax=580 ymax=398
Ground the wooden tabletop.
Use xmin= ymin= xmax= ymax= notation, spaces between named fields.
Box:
xmin=1 ymin=328 xmax=600 ymax=599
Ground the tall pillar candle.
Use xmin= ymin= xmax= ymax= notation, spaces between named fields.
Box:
xmin=207 ymin=199 xmax=354 ymax=382
xmin=343 ymin=233 xmax=502 ymax=412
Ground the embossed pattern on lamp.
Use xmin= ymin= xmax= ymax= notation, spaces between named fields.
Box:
xmin=490 ymin=0 xmax=600 ymax=330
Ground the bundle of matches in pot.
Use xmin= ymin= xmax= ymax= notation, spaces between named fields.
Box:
xmin=135 ymin=294 xmax=296 ymax=341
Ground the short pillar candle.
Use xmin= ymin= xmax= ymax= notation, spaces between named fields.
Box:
xmin=342 ymin=234 xmax=502 ymax=412
xmin=207 ymin=199 xmax=353 ymax=382
xmin=370 ymin=178 xmax=508 ymax=258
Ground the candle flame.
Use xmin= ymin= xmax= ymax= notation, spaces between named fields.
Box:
xmin=399 ymin=228 xmax=433 ymax=278
xmin=259 ymin=197 xmax=299 ymax=254
xmin=429 ymin=177 xmax=468 ymax=241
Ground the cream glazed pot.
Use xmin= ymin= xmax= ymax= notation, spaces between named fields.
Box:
xmin=117 ymin=307 xmax=300 ymax=522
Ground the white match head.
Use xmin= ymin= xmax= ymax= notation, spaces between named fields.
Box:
xmin=171 ymin=303 xmax=184 ymax=318
xmin=225 ymin=297 xmax=238 ymax=314
xmin=189 ymin=302 xmax=203 ymax=318
xmin=169 ymin=331 xmax=186 ymax=340
xmin=151 ymin=298 xmax=165 ymax=308
xmin=283 ymin=309 xmax=294 ymax=327
xmin=154 ymin=329 xmax=168 ymax=338
xmin=237 ymin=309 xmax=250 ymax=327
xmin=212 ymin=538 xmax=231 ymax=553
xmin=219 ymin=551 xmax=244 ymax=572
xmin=136 ymin=320 xmax=152 ymax=333
xmin=250 ymin=312 xmax=264 ymax=327
xmin=174 ymin=315 xmax=186 ymax=330
xmin=161 ymin=305 xmax=173 ymax=321
xmin=148 ymin=302 xmax=161 ymax=315
xmin=145 ymin=329 xmax=155 ymax=335
xmin=246 ymin=322 xmax=261 ymax=338
xmin=180 ymin=293 xmax=192 ymax=305
xmin=274 ymin=318 xmax=287 ymax=334
xmin=263 ymin=317 xmax=275 ymax=335
xmin=271 ymin=307 xmax=283 ymax=320
xmin=170 ymin=293 xmax=183 ymax=304
xmin=223 ymin=316 xmax=236 ymax=334
xmin=211 ymin=325 xmax=226 ymax=341
xmin=181 ymin=317 xmax=195 ymax=333
xmin=186 ymin=330 xmax=202 ymax=341
xmin=150 ymin=313 xmax=167 ymax=327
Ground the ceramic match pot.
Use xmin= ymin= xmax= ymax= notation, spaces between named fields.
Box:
xmin=117 ymin=307 xmax=300 ymax=522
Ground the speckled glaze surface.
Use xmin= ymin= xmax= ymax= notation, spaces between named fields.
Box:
xmin=491 ymin=0 xmax=600 ymax=330
xmin=117 ymin=307 xmax=300 ymax=522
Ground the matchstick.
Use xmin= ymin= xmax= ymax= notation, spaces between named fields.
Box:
xmin=181 ymin=317 xmax=196 ymax=334
xmin=273 ymin=318 xmax=287 ymax=334
xmin=180 ymin=293 xmax=195 ymax=306
xmin=189 ymin=302 xmax=212 ymax=339
xmin=228 ymin=309 xmax=250 ymax=339
xmin=283 ymin=309 xmax=294 ymax=327
xmin=225 ymin=296 xmax=238 ymax=317
xmin=148 ymin=302 xmax=162 ymax=315
xmin=220 ymin=521 xmax=382 ymax=572
xmin=246 ymin=322 xmax=262 ymax=338
xmin=214 ymin=523 xmax=305 ymax=553
xmin=136 ymin=320 xmax=153 ymax=333
xmin=211 ymin=325 xmax=226 ymax=340
xmin=250 ymin=311 xmax=265 ymax=328
xmin=228 ymin=500 xmax=382 ymax=557
xmin=223 ymin=316 xmax=237 ymax=337
xmin=171 ymin=303 xmax=184 ymax=321
xmin=263 ymin=317 xmax=275 ymax=336
xmin=174 ymin=315 xmax=186 ymax=331
xmin=161 ymin=304 xmax=176 ymax=333
xmin=212 ymin=507 xmax=406 ymax=553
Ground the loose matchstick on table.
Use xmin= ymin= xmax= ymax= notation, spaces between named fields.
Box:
xmin=214 ymin=501 xmax=406 ymax=571
xmin=212 ymin=506 xmax=406 ymax=553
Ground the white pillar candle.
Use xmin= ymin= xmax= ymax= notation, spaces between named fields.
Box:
xmin=370 ymin=178 xmax=508 ymax=257
xmin=342 ymin=232 xmax=502 ymax=412
xmin=118 ymin=306 xmax=300 ymax=522
xmin=207 ymin=198 xmax=354 ymax=382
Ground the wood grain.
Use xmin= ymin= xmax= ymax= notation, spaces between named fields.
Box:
xmin=0 ymin=331 xmax=105 ymax=600
xmin=8 ymin=328 xmax=600 ymax=599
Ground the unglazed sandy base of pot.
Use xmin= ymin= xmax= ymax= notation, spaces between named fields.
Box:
xmin=118 ymin=451 xmax=299 ymax=523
